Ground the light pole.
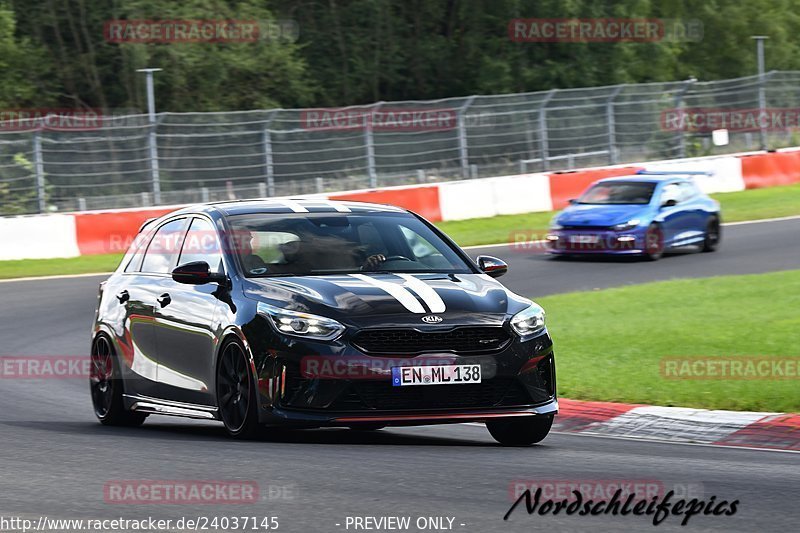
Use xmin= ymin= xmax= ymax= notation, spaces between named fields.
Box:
xmin=750 ymin=36 xmax=768 ymax=150
xmin=137 ymin=68 xmax=163 ymax=204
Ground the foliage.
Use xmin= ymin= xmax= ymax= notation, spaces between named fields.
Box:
xmin=3 ymin=0 xmax=800 ymax=110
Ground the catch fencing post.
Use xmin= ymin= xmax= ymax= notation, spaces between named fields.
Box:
xmin=458 ymin=96 xmax=476 ymax=179
xmin=538 ymin=89 xmax=557 ymax=171
xmin=365 ymin=102 xmax=383 ymax=188
xmin=137 ymin=68 xmax=162 ymax=205
xmin=262 ymin=110 xmax=278 ymax=197
xmin=758 ymin=70 xmax=776 ymax=151
xmin=674 ymin=78 xmax=696 ymax=159
xmin=33 ymin=130 xmax=45 ymax=213
xmin=751 ymin=37 xmax=769 ymax=150
xmin=606 ymin=85 xmax=625 ymax=164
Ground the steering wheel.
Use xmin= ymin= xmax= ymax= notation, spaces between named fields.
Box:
xmin=383 ymin=255 xmax=413 ymax=262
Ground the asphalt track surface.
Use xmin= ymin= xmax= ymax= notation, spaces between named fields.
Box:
xmin=0 ymin=218 xmax=798 ymax=532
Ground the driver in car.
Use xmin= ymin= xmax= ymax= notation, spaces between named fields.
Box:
xmin=253 ymin=234 xmax=390 ymax=274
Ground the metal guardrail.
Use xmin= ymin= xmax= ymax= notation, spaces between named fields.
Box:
xmin=2 ymin=71 xmax=800 ymax=215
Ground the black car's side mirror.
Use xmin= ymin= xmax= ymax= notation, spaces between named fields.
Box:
xmin=172 ymin=261 xmax=227 ymax=285
xmin=476 ymin=255 xmax=508 ymax=278
xmin=661 ymin=199 xmax=678 ymax=208
xmin=568 ymin=198 xmax=578 ymax=205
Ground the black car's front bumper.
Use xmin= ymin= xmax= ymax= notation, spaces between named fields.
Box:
xmin=249 ymin=323 xmax=557 ymax=427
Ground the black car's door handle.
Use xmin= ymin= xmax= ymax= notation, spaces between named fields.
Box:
xmin=156 ymin=293 xmax=171 ymax=308
xmin=116 ymin=290 xmax=129 ymax=304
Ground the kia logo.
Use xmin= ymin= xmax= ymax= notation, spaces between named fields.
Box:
xmin=421 ymin=315 xmax=443 ymax=323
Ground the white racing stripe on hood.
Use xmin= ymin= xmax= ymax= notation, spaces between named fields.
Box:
xmin=396 ymin=273 xmax=446 ymax=313
xmin=349 ymin=273 xmax=426 ymax=313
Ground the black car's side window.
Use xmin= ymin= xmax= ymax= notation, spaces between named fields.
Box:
xmin=140 ymin=218 xmax=187 ymax=274
xmin=178 ymin=217 xmax=224 ymax=273
xmin=123 ymin=228 xmax=153 ymax=273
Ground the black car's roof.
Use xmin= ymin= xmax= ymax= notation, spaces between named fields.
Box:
xmin=169 ymin=198 xmax=408 ymax=218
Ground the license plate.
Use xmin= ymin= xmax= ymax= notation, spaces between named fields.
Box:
xmin=569 ymin=234 xmax=600 ymax=244
xmin=391 ymin=364 xmax=481 ymax=386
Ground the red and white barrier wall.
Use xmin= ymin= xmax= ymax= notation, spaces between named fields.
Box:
xmin=2 ymin=148 xmax=799 ymax=261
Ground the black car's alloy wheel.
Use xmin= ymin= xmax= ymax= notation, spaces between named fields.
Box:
xmin=702 ymin=217 xmax=721 ymax=252
xmin=90 ymin=335 xmax=147 ymax=426
xmin=216 ymin=339 xmax=260 ymax=439
xmin=486 ymin=415 xmax=553 ymax=446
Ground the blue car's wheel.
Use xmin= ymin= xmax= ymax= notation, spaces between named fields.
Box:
xmin=702 ymin=216 xmax=721 ymax=252
xmin=643 ymin=223 xmax=664 ymax=261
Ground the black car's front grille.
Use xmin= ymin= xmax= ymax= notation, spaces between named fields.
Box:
xmin=342 ymin=378 xmax=529 ymax=411
xmin=351 ymin=327 xmax=511 ymax=355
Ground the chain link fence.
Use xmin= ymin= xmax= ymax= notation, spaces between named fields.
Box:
xmin=2 ymin=71 xmax=800 ymax=215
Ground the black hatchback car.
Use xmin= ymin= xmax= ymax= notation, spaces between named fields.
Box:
xmin=90 ymin=199 xmax=557 ymax=445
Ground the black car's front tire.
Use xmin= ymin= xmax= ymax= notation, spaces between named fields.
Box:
xmin=216 ymin=338 xmax=261 ymax=439
xmin=486 ymin=415 xmax=553 ymax=446
xmin=90 ymin=335 xmax=147 ymax=427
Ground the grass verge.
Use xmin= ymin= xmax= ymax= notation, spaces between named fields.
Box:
xmin=1 ymin=182 xmax=798 ymax=280
xmin=0 ymin=254 xmax=123 ymax=280
xmin=537 ymin=270 xmax=800 ymax=412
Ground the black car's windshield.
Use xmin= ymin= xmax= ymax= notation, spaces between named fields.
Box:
xmin=227 ymin=212 xmax=473 ymax=277
xmin=577 ymin=181 xmax=656 ymax=205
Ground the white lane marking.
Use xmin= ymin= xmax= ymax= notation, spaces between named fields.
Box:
xmin=723 ymin=214 xmax=800 ymax=226
xmin=0 ymin=272 xmax=112 ymax=284
xmin=279 ymin=199 xmax=310 ymax=213
xmin=463 ymin=240 xmax=545 ymax=250
xmin=589 ymin=406 xmax=773 ymax=443
xmin=396 ymin=273 xmax=446 ymax=312
xmin=349 ymin=273 xmax=426 ymax=313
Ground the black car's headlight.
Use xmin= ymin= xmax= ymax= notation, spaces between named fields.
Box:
xmin=257 ymin=302 xmax=345 ymax=341
xmin=510 ymin=303 xmax=546 ymax=336
xmin=612 ymin=219 xmax=641 ymax=231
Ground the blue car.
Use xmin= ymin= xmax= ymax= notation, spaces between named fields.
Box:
xmin=546 ymin=171 xmax=721 ymax=260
